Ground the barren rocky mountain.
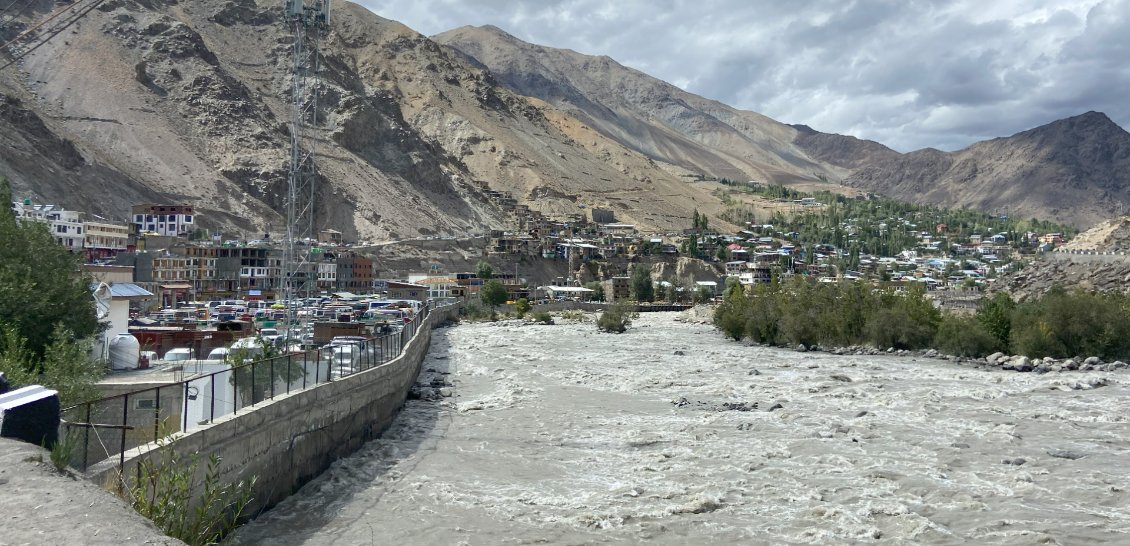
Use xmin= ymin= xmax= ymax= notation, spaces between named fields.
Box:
xmin=0 ymin=0 xmax=745 ymax=239
xmin=2 ymin=2 xmax=1129 ymax=240
xmin=788 ymin=124 xmax=901 ymax=172
xmin=843 ymin=112 xmax=1130 ymax=228
xmin=434 ymin=25 xmax=844 ymax=186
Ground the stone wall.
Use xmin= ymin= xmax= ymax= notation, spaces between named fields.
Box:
xmin=88 ymin=304 xmax=461 ymax=515
xmin=1046 ymin=250 xmax=1130 ymax=264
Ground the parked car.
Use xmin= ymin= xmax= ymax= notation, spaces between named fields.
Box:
xmin=206 ymin=347 xmax=230 ymax=361
xmin=163 ymin=348 xmax=193 ymax=362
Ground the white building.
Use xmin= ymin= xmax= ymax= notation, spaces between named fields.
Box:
xmin=10 ymin=199 xmax=85 ymax=250
xmin=132 ymin=204 xmax=194 ymax=237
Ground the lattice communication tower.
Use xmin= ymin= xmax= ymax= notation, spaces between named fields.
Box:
xmin=282 ymin=0 xmax=330 ymax=335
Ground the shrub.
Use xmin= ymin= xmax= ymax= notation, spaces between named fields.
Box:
xmin=129 ymin=435 xmax=255 ymax=545
xmin=597 ymin=302 xmax=638 ymax=333
xmin=532 ymin=311 xmax=554 ymax=324
xmin=976 ymin=292 xmax=1014 ymax=352
xmin=583 ymin=281 xmax=605 ymax=302
xmin=514 ymin=298 xmax=530 ymax=318
xmin=629 ymin=266 xmax=654 ymax=302
xmin=934 ymin=315 xmax=998 ymax=357
xmin=461 ymin=301 xmax=491 ymax=321
xmin=558 ymin=310 xmax=588 ymax=322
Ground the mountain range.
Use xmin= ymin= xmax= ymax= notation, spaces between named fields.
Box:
xmin=2 ymin=0 xmax=1128 ymax=240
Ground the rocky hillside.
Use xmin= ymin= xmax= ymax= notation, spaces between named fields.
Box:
xmin=434 ymin=25 xmax=843 ymax=185
xmin=789 ymin=124 xmax=901 ymax=171
xmin=995 ymin=216 xmax=1130 ymax=300
xmin=843 ymin=112 xmax=1130 ymax=228
xmin=0 ymin=0 xmax=748 ymax=240
xmin=3 ymin=3 xmax=1129 ymax=239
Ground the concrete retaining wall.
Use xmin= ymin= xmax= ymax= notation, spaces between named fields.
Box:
xmin=1046 ymin=250 xmax=1130 ymax=264
xmin=89 ymin=304 xmax=461 ymax=515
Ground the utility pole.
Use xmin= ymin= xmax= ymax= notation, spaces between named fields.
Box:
xmin=282 ymin=0 xmax=330 ymax=340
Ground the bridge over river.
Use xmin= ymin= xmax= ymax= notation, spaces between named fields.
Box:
xmin=231 ymin=312 xmax=1130 ymax=545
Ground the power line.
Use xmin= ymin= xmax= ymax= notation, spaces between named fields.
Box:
xmin=1 ymin=0 xmax=105 ymax=71
xmin=0 ymin=0 xmax=37 ymax=29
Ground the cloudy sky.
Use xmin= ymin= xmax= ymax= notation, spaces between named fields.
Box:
xmin=358 ymin=0 xmax=1130 ymax=152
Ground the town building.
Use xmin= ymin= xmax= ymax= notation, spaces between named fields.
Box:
xmin=10 ymin=199 xmax=85 ymax=250
xmin=83 ymin=221 xmax=131 ymax=260
xmin=132 ymin=204 xmax=194 ymax=237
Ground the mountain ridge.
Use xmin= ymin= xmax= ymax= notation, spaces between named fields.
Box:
xmin=1 ymin=3 xmax=1127 ymax=238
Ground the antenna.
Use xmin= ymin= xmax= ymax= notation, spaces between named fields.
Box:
xmin=283 ymin=0 xmax=330 ymax=339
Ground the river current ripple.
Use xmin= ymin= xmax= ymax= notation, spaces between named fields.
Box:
xmin=231 ymin=313 xmax=1130 ymax=545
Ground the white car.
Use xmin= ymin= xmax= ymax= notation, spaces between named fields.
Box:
xmin=163 ymin=348 xmax=193 ymax=362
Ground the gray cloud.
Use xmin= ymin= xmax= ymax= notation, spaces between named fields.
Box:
xmin=358 ymin=0 xmax=1130 ymax=152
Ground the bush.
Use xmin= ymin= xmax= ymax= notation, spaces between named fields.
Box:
xmin=460 ymin=301 xmax=491 ymax=321
xmin=514 ymin=298 xmax=530 ymax=318
xmin=129 ymin=434 xmax=255 ymax=545
xmin=583 ymin=281 xmax=605 ymax=302
xmin=597 ymin=302 xmax=638 ymax=333
xmin=934 ymin=315 xmax=999 ymax=357
xmin=976 ymin=292 xmax=1014 ymax=352
xmin=1009 ymin=289 xmax=1130 ymax=359
xmin=532 ymin=311 xmax=554 ymax=324
xmin=558 ymin=310 xmax=588 ymax=322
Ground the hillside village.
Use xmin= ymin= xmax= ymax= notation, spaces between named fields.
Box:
xmin=11 ymin=182 xmax=1077 ymax=314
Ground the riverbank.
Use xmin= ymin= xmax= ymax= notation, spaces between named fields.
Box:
xmin=0 ymin=438 xmax=182 ymax=545
xmin=678 ymin=304 xmax=1129 ymax=374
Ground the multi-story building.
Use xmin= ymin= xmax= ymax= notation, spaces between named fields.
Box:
xmin=117 ymin=243 xmax=287 ymax=301
xmin=316 ymin=256 xmax=337 ymax=292
xmin=10 ymin=199 xmax=85 ymax=250
xmin=132 ymin=204 xmax=194 ymax=237
xmin=83 ymin=221 xmax=130 ymax=260
xmin=335 ymin=252 xmax=374 ymax=293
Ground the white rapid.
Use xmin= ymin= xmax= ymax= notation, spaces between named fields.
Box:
xmin=230 ymin=312 xmax=1130 ymax=545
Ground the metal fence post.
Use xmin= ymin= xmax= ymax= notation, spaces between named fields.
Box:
xmin=153 ymin=386 xmax=161 ymax=442
xmin=82 ymin=403 xmax=91 ymax=470
xmin=120 ymin=394 xmax=129 ymax=474
xmin=182 ymin=382 xmax=190 ymax=432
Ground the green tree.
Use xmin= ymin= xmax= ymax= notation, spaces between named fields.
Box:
xmin=475 ymin=261 xmax=494 ymax=280
xmin=695 ymin=285 xmax=714 ymax=304
xmin=597 ymin=301 xmax=638 ymax=333
xmin=976 ymin=292 xmax=1014 ymax=352
xmin=935 ymin=315 xmax=998 ymax=357
xmin=629 ymin=265 xmax=654 ymax=302
xmin=583 ymin=281 xmax=605 ymax=302
xmin=514 ymin=297 xmax=531 ymax=318
xmin=479 ymin=279 xmax=508 ymax=315
xmin=0 ymin=179 xmax=105 ymax=406
xmin=0 ymin=177 xmax=99 ymax=358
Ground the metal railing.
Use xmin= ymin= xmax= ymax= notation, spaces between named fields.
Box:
xmin=61 ymin=302 xmax=444 ymax=473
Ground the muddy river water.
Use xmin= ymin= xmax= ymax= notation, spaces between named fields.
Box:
xmin=231 ymin=312 xmax=1130 ymax=544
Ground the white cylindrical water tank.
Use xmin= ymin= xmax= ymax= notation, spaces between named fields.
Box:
xmin=109 ymin=333 xmax=141 ymax=370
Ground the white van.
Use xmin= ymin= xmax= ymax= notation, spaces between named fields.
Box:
xmin=163 ymin=348 xmax=193 ymax=362
xmin=206 ymin=347 xmax=231 ymax=361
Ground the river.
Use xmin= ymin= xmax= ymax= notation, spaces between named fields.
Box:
xmin=230 ymin=312 xmax=1130 ymax=544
